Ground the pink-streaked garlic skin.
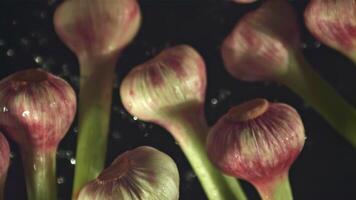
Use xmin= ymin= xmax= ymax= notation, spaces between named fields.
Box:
xmin=222 ymin=0 xmax=300 ymax=82
xmin=77 ymin=146 xmax=180 ymax=200
xmin=0 ymin=133 xmax=10 ymax=180
xmin=120 ymin=45 xmax=207 ymax=122
xmin=207 ymin=99 xmax=305 ymax=186
xmin=305 ymin=0 xmax=356 ymax=58
xmin=54 ymin=0 xmax=141 ymax=59
xmin=0 ymin=69 xmax=76 ymax=152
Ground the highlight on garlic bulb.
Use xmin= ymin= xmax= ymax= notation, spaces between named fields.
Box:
xmin=120 ymin=44 xmax=206 ymax=122
xmin=207 ymin=99 xmax=305 ymax=200
xmin=54 ymin=0 xmax=141 ymax=58
xmin=305 ymin=0 xmax=356 ymax=63
xmin=0 ymin=69 xmax=76 ymax=200
xmin=222 ymin=0 xmax=299 ymax=82
xmin=77 ymin=146 xmax=180 ymax=200
xmin=0 ymin=132 xmax=10 ymax=199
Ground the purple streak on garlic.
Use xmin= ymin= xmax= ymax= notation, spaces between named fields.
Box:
xmin=207 ymin=99 xmax=305 ymax=186
xmin=0 ymin=132 xmax=10 ymax=189
xmin=305 ymin=0 xmax=356 ymax=58
xmin=0 ymin=69 xmax=76 ymax=152
xmin=120 ymin=45 xmax=206 ymax=126
xmin=0 ymin=133 xmax=9 ymax=177
xmin=222 ymin=0 xmax=299 ymax=82
xmin=77 ymin=146 xmax=180 ymax=200
xmin=54 ymin=0 xmax=141 ymax=58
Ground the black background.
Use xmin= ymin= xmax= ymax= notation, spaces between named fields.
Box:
xmin=1 ymin=0 xmax=356 ymax=199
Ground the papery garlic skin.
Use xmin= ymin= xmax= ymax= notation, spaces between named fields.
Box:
xmin=120 ymin=45 xmax=206 ymax=121
xmin=54 ymin=0 xmax=141 ymax=58
xmin=207 ymin=99 xmax=305 ymax=185
xmin=0 ymin=132 xmax=9 ymax=182
xmin=0 ymin=69 xmax=76 ymax=151
xmin=78 ymin=146 xmax=180 ymax=200
xmin=222 ymin=0 xmax=299 ymax=82
xmin=305 ymin=0 xmax=356 ymax=59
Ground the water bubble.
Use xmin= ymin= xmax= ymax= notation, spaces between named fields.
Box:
xmin=2 ymin=107 xmax=8 ymax=112
xmin=72 ymin=127 xmax=78 ymax=134
xmin=22 ymin=111 xmax=30 ymax=118
xmin=34 ymin=56 xmax=43 ymax=64
xmin=6 ymin=49 xmax=15 ymax=57
xmin=210 ymin=98 xmax=218 ymax=105
xmin=57 ymin=177 xmax=65 ymax=184
xmin=10 ymin=151 xmax=15 ymax=159
xmin=70 ymin=158 xmax=76 ymax=165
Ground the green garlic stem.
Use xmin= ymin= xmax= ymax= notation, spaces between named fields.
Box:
xmin=166 ymin=113 xmax=247 ymax=200
xmin=280 ymin=51 xmax=356 ymax=148
xmin=21 ymin=148 xmax=57 ymax=200
xmin=72 ymin=55 xmax=117 ymax=198
xmin=255 ymin=173 xmax=293 ymax=200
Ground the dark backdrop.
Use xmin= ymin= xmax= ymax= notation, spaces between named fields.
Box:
xmin=1 ymin=0 xmax=356 ymax=199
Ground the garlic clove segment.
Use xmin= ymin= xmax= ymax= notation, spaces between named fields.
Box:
xmin=0 ymin=69 xmax=76 ymax=200
xmin=305 ymin=0 xmax=356 ymax=63
xmin=0 ymin=133 xmax=10 ymax=200
xmin=77 ymin=146 xmax=180 ymax=200
xmin=54 ymin=0 xmax=141 ymax=59
xmin=120 ymin=45 xmax=206 ymax=122
xmin=207 ymin=98 xmax=305 ymax=200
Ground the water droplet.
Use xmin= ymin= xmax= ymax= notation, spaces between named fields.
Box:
xmin=57 ymin=177 xmax=65 ymax=184
xmin=72 ymin=127 xmax=78 ymax=134
xmin=2 ymin=107 xmax=8 ymax=112
xmin=6 ymin=49 xmax=15 ymax=57
xmin=70 ymin=158 xmax=76 ymax=165
xmin=133 ymin=116 xmax=138 ymax=121
xmin=34 ymin=56 xmax=43 ymax=64
xmin=10 ymin=152 xmax=15 ymax=159
xmin=210 ymin=98 xmax=218 ymax=105
xmin=22 ymin=111 xmax=30 ymax=118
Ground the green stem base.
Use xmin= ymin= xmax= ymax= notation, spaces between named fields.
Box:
xmin=72 ymin=55 xmax=117 ymax=198
xmin=255 ymin=173 xmax=293 ymax=200
xmin=21 ymin=148 xmax=57 ymax=200
xmin=165 ymin=110 xmax=247 ymax=200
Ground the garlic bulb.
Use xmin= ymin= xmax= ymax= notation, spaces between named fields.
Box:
xmin=78 ymin=146 xmax=180 ymax=200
